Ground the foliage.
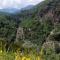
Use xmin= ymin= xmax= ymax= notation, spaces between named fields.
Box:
xmin=0 ymin=0 xmax=60 ymax=59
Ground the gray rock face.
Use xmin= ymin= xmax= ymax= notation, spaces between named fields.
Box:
xmin=43 ymin=27 xmax=60 ymax=53
xmin=16 ymin=27 xmax=24 ymax=42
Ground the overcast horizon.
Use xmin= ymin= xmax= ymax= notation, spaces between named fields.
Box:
xmin=0 ymin=0 xmax=44 ymax=9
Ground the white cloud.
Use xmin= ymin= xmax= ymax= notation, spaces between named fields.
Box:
xmin=0 ymin=0 xmax=22 ymax=9
xmin=0 ymin=0 xmax=44 ymax=9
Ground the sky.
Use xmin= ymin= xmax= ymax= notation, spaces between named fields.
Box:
xmin=0 ymin=0 xmax=44 ymax=9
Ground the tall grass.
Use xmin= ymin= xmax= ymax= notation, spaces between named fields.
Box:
xmin=1 ymin=48 xmax=60 ymax=60
xmin=0 ymin=51 xmax=15 ymax=60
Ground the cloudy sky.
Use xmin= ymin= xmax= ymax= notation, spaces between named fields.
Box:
xmin=0 ymin=0 xmax=44 ymax=9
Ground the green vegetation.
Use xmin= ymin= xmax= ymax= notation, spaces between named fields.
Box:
xmin=0 ymin=52 xmax=15 ymax=60
xmin=0 ymin=0 xmax=60 ymax=60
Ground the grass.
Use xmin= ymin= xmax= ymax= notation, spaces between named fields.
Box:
xmin=0 ymin=51 xmax=15 ymax=60
xmin=0 ymin=50 xmax=43 ymax=60
xmin=2 ymin=48 xmax=60 ymax=60
xmin=0 ymin=52 xmax=41 ymax=60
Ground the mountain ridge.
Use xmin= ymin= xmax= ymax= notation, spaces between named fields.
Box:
xmin=0 ymin=5 xmax=34 ymax=13
xmin=0 ymin=0 xmax=60 ymax=59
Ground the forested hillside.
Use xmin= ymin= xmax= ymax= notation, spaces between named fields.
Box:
xmin=0 ymin=0 xmax=60 ymax=60
xmin=17 ymin=0 xmax=60 ymax=47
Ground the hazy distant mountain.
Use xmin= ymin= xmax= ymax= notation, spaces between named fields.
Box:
xmin=21 ymin=5 xmax=34 ymax=10
xmin=0 ymin=5 xmax=34 ymax=13
xmin=0 ymin=8 xmax=20 ymax=13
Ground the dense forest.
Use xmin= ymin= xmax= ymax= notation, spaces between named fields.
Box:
xmin=0 ymin=0 xmax=60 ymax=60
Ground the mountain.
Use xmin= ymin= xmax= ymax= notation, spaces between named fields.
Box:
xmin=0 ymin=8 xmax=20 ymax=13
xmin=0 ymin=5 xmax=34 ymax=13
xmin=21 ymin=5 xmax=34 ymax=10
xmin=0 ymin=0 xmax=60 ymax=59
xmin=16 ymin=0 xmax=60 ymax=56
